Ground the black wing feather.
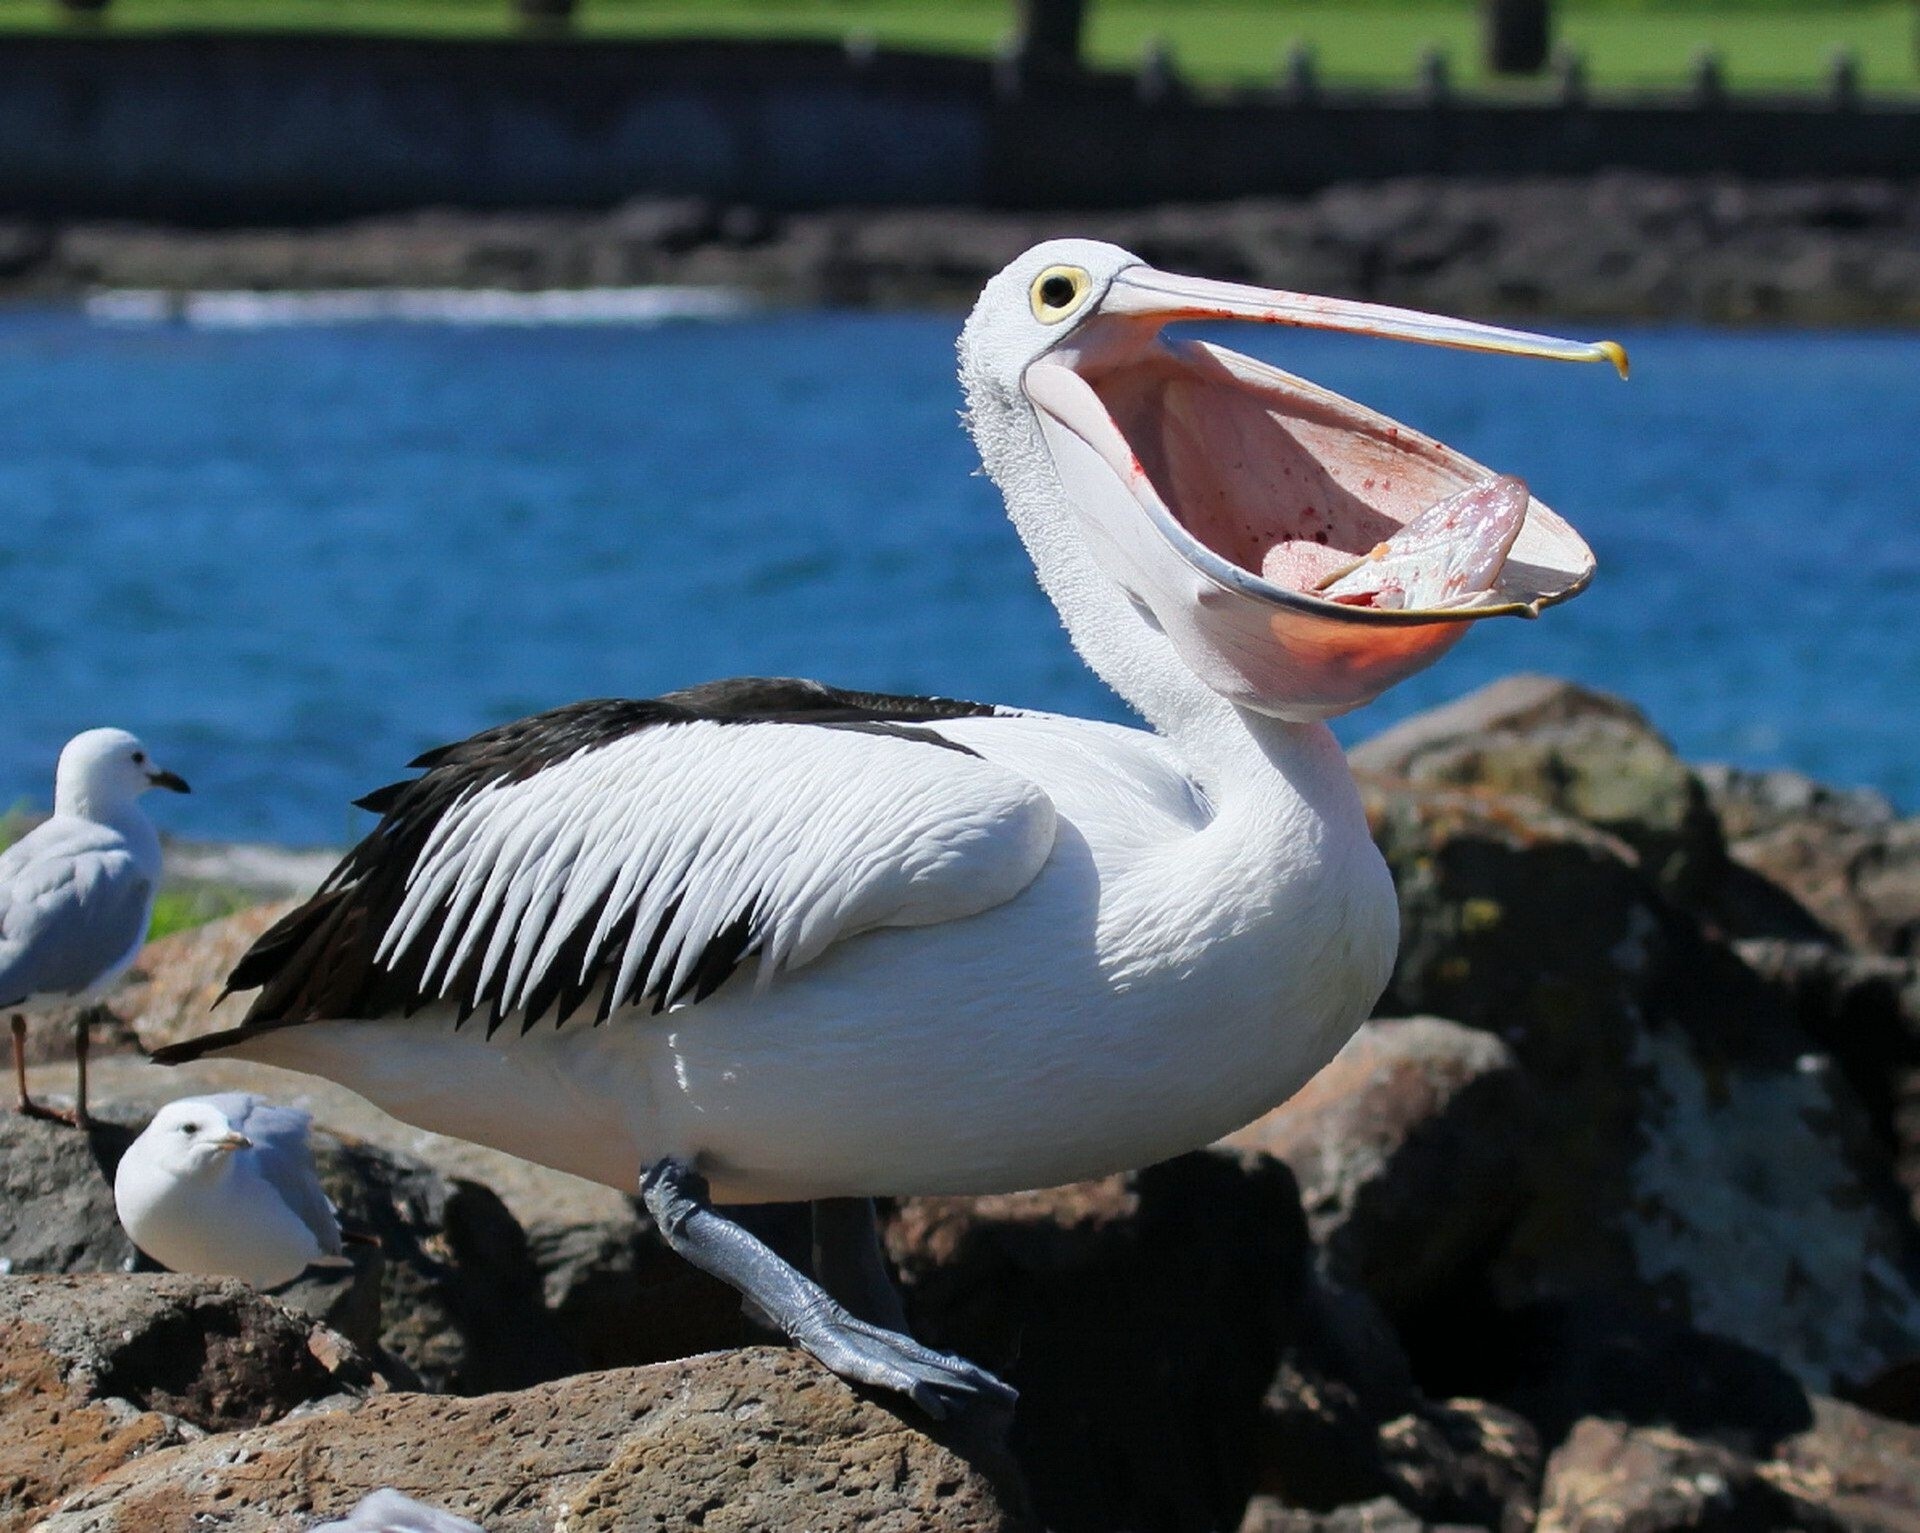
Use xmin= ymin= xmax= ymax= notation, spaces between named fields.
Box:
xmin=152 ymin=679 xmax=1000 ymax=1065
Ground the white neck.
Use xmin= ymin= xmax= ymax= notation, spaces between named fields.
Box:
xmin=964 ymin=367 xmax=1339 ymax=798
xmin=55 ymin=779 xmax=139 ymax=823
xmin=54 ymin=780 xmax=162 ymax=881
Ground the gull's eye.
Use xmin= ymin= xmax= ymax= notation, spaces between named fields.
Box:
xmin=1030 ymin=265 xmax=1091 ymax=323
xmin=132 ymin=752 xmax=146 ymax=765
xmin=177 ymin=1121 xmax=197 ymax=1135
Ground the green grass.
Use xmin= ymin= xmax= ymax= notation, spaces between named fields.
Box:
xmin=147 ymin=884 xmax=255 ymax=941
xmin=0 ymin=0 xmax=1911 ymax=94
xmin=0 ymin=803 xmax=32 ymax=853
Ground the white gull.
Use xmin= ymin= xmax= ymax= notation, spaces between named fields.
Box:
xmin=4 ymin=728 xmax=188 ymax=1125
xmin=114 ymin=1092 xmax=343 ymax=1288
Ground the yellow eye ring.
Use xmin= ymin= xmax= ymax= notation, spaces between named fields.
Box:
xmin=1030 ymin=265 xmax=1090 ymax=323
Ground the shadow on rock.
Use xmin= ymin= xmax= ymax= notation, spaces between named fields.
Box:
xmin=888 ymin=1150 xmax=1308 ymax=1533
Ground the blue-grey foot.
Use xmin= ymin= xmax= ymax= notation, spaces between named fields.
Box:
xmin=641 ymin=1159 xmax=1016 ymax=1421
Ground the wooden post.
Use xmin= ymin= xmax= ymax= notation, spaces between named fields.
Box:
xmin=1691 ymin=46 xmax=1724 ymax=106
xmin=1013 ymin=0 xmax=1086 ymax=75
xmin=1827 ymin=46 xmax=1860 ymax=108
xmin=1553 ymin=45 xmax=1587 ymax=105
xmin=1280 ymin=41 xmax=1318 ymax=104
xmin=1483 ymin=0 xmax=1551 ymax=76
xmin=1137 ymin=36 xmax=1180 ymax=104
xmin=515 ymin=0 xmax=576 ymax=31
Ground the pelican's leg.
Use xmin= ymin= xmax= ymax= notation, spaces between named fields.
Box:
xmin=811 ymin=1197 xmax=910 ymax=1332
xmin=641 ymin=1158 xmax=1014 ymax=1421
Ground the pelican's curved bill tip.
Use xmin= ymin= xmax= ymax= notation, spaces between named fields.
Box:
xmin=1597 ymin=340 xmax=1630 ymax=379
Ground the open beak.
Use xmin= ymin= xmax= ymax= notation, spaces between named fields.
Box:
xmin=1023 ymin=265 xmax=1624 ymax=719
xmin=147 ymin=769 xmax=191 ymax=794
xmin=1096 ymin=269 xmax=1627 ymax=376
xmin=210 ymin=1131 xmax=250 ymax=1152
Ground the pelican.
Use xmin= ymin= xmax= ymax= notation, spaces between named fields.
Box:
xmin=156 ymin=241 xmax=1622 ymax=1417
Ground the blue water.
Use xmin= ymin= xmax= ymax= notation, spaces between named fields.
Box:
xmin=0 ymin=308 xmax=1914 ymax=845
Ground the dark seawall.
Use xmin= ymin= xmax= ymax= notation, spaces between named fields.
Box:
xmin=2 ymin=33 xmax=1917 ymax=222
xmin=14 ymin=175 xmax=1919 ymax=325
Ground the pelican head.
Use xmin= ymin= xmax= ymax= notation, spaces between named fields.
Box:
xmin=959 ymin=239 xmax=1625 ymax=722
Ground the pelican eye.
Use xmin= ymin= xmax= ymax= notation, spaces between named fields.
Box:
xmin=1030 ymin=265 xmax=1090 ymax=323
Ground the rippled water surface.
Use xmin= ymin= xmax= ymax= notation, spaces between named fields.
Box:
xmin=0 ymin=307 xmax=1913 ymax=844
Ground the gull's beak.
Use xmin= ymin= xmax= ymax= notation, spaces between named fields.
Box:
xmin=210 ymin=1131 xmax=250 ymax=1152
xmin=147 ymin=769 xmax=191 ymax=794
xmin=1023 ymin=265 xmax=1624 ymax=720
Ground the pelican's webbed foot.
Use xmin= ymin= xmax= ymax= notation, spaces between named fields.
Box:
xmin=640 ymin=1158 xmax=1016 ymax=1422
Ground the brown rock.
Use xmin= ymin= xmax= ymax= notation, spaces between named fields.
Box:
xmin=1257 ymin=1349 xmax=1402 ymax=1514
xmin=1770 ymin=1396 xmax=1920 ymax=1533
xmin=1699 ymin=767 xmax=1899 ymax=848
xmin=1535 ymin=1418 xmax=1831 ymax=1533
xmin=1346 ymin=675 xmax=1920 ymax=959
xmin=1731 ymin=816 xmax=1920 ymax=957
xmin=1700 ymin=765 xmax=1920 ymax=957
xmin=35 ymin=1347 xmax=1034 ymax=1533
xmin=1255 ymin=1324 xmax=1539 ymax=1532
xmin=1223 ymin=1017 xmax=1537 ymax=1319
xmin=0 ymin=1109 xmax=141 ymax=1274
xmin=0 ymin=1101 xmax=375 ymax=1363
xmin=1239 ymin=1495 xmax=1434 ymax=1533
xmin=115 ymin=899 xmax=299 ymax=1051
xmin=0 ymin=1273 xmax=373 ymax=1532
xmin=1362 ymin=773 xmax=1920 ymax=1398
xmin=1733 ymin=941 xmax=1920 ymax=1220
xmin=314 ymin=1134 xmax=576 ymax=1394
xmin=1350 ymin=675 xmax=1725 ymax=902
xmin=1375 ymin=1397 xmax=1540 ymax=1530
xmin=522 ymin=1199 xmax=754 ymax=1373
xmin=888 ymin=1152 xmax=1308 ymax=1533
xmin=33 ymin=1057 xmax=685 ymax=1381
xmin=3 ymin=1088 xmax=574 ymax=1396
xmin=1735 ymin=941 xmax=1920 ymax=1070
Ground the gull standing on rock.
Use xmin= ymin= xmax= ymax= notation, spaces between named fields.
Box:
xmin=3 ymin=728 xmax=188 ymax=1125
xmin=157 ymin=241 xmax=1624 ymax=1417
xmin=308 ymin=1489 xmax=485 ymax=1533
xmin=114 ymin=1093 xmax=344 ymax=1287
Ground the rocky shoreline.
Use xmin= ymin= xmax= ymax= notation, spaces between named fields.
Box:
xmin=7 ymin=674 xmax=1920 ymax=1530
xmin=6 ymin=173 xmax=1920 ymax=324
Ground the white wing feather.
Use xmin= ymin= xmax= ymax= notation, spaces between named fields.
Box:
xmin=0 ymin=818 xmax=154 ymax=1005
xmin=376 ymin=720 xmax=1058 ymax=1018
